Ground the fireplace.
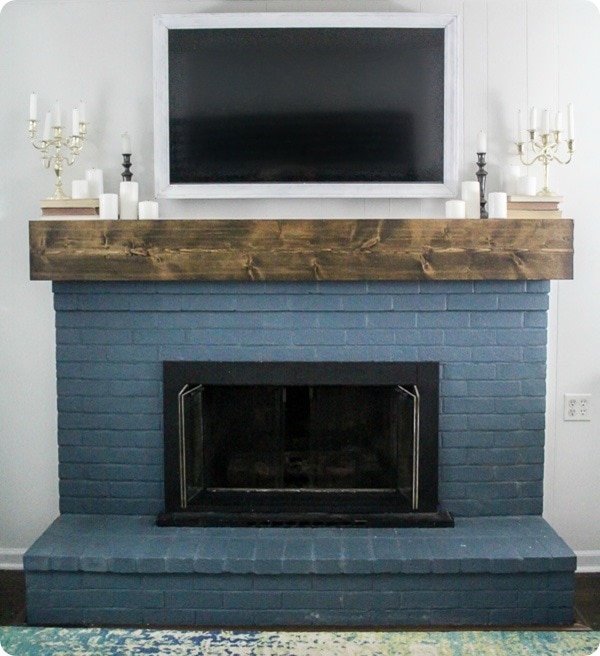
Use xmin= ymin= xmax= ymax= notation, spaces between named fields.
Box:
xmin=24 ymin=278 xmax=577 ymax=627
xmin=159 ymin=360 xmax=452 ymax=527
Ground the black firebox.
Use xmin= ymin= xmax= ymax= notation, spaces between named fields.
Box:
xmin=158 ymin=361 xmax=452 ymax=528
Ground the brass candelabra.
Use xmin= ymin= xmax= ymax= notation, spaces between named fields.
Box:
xmin=516 ymin=106 xmax=575 ymax=196
xmin=28 ymin=100 xmax=88 ymax=200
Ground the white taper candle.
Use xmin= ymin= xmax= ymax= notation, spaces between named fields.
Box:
xmin=29 ymin=92 xmax=37 ymax=121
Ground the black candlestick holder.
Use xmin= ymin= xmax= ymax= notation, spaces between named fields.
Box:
xmin=121 ymin=153 xmax=132 ymax=181
xmin=476 ymin=153 xmax=488 ymax=218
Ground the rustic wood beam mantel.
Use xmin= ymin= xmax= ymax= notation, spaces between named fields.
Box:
xmin=29 ymin=218 xmax=574 ymax=282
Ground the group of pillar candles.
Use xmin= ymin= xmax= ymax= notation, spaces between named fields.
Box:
xmin=446 ymin=165 xmax=537 ymax=219
xmin=446 ymin=129 xmax=537 ymax=219
xmin=446 ymin=182 xmax=512 ymax=219
xmin=71 ymin=167 xmax=159 ymax=220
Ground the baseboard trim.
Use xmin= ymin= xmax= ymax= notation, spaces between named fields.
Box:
xmin=0 ymin=548 xmax=25 ymax=570
xmin=576 ymin=550 xmax=600 ymax=573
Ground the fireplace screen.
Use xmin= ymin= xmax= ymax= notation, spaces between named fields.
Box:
xmin=179 ymin=383 xmax=418 ymax=499
xmin=161 ymin=362 xmax=450 ymax=527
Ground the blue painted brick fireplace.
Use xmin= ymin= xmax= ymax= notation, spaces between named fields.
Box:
xmin=54 ymin=279 xmax=548 ymax=517
xmin=24 ymin=279 xmax=576 ymax=626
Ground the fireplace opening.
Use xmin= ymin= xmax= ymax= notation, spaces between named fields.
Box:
xmin=159 ymin=362 xmax=453 ymax=528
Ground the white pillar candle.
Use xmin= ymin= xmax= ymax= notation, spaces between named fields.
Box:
xmin=71 ymin=179 xmax=90 ymax=199
xmin=501 ymin=165 xmax=521 ymax=196
xmin=85 ymin=169 xmax=104 ymax=198
xmin=138 ymin=201 xmax=159 ymax=220
xmin=517 ymin=175 xmax=537 ymax=196
xmin=445 ymin=200 xmax=466 ymax=219
xmin=567 ymin=103 xmax=575 ymax=140
xmin=488 ymin=192 xmax=508 ymax=219
xmin=29 ymin=92 xmax=37 ymax=121
xmin=99 ymin=193 xmax=119 ymax=220
xmin=121 ymin=132 xmax=131 ymax=153
xmin=461 ymin=181 xmax=481 ymax=218
xmin=517 ymin=110 xmax=523 ymax=142
xmin=119 ymin=181 xmax=139 ymax=219
xmin=477 ymin=131 xmax=487 ymax=153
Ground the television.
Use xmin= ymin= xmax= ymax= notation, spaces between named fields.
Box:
xmin=153 ymin=13 xmax=459 ymax=199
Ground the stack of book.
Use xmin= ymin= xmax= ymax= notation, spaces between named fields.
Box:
xmin=507 ymin=195 xmax=563 ymax=219
xmin=40 ymin=198 xmax=99 ymax=218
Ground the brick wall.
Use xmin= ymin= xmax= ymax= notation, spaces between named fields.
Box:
xmin=54 ymin=280 xmax=549 ymax=518
xmin=26 ymin=569 xmax=574 ymax=626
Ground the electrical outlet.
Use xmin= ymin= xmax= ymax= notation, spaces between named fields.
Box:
xmin=563 ymin=394 xmax=592 ymax=421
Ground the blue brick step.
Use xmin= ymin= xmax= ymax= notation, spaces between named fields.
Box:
xmin=24 ymin=514 xmax=576 ymax=627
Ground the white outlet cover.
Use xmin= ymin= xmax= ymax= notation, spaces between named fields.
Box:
xmin=563 ymin=393 xmax=592 ymax=422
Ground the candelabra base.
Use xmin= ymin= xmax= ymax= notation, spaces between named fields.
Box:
xmin=48 ymin=188 xmax=71 ymax=201
xmin=47 ymin=174 xmax=71 ymax=201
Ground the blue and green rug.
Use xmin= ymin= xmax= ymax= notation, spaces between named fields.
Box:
xmin=1 ymin=627 xmax=599 ymax=656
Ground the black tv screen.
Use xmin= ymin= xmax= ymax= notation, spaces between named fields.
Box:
xmin=154 ymin=14 xmax=459 ymax=198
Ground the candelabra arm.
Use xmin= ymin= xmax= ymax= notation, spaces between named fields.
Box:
xmin=28 ymin=120 xmax=50 ymax=153
xmin=516 ymin=145 xmax=549 ymax=168
xmin=548 ymin=151 xmax=574 ymax=166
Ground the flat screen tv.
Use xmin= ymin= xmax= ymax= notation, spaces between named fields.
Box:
xmin=153 ymin=13 xmax=459 ymax=199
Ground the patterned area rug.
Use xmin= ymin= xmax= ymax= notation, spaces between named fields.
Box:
xmin=0 ymin=627 xmax=599 ymax=656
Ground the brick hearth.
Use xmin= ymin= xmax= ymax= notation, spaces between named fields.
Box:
xmin=24 ymin=279 xmax=576 ymax=626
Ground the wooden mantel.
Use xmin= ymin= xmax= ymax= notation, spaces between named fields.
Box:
xmin=29 ymin=218 xmax=574 ymax=282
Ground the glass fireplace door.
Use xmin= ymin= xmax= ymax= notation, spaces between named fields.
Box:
xmin=178 ymin=384 xmax=419 ymax=506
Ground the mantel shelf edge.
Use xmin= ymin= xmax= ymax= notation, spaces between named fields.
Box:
xmin=29 ymin=218 xmax=574 ymax=282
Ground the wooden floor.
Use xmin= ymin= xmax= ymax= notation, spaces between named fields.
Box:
xmin=575 ymin=574 xmax=600 ymax=630
xmin=1 ymin=570 xmax=598 ymax=629
xmin=0 ymin=571 xmax=26 ymax=626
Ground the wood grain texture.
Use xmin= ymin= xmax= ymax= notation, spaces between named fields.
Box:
xmin=29 ymin=218 xmax=574 ymax=282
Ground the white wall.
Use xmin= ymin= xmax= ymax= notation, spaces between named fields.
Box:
xmin=544 ymin=0 xmax=600 ymax=571
xmin=1 ymin=0 xmax=598 ymax=569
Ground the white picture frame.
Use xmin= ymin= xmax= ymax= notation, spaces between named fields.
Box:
xmin=153 ymin=12 xmax=460 ymax=200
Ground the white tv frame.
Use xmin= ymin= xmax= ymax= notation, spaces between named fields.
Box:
xmin=153 ymin=12 xmax=460 ymax=200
